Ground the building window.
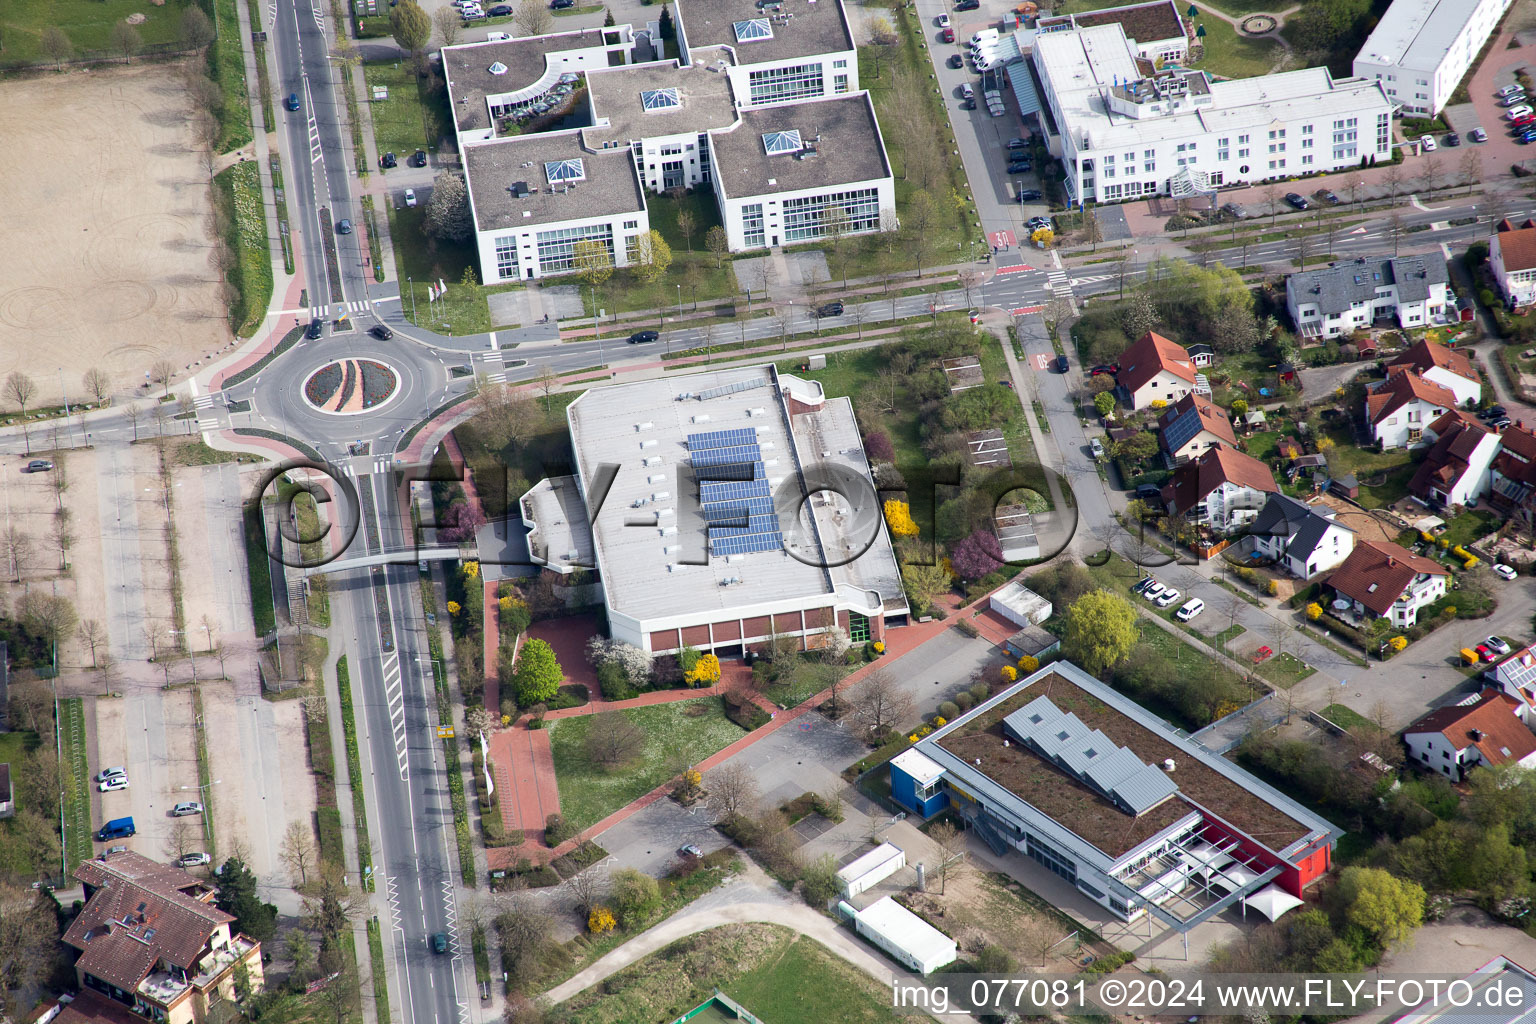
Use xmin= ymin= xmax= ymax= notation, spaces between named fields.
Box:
xmin=833 ymin=59 xmax=847 ymax=68
xmin=494 ymin=235 xmax=520 ymax=280
xmin=848 ymin=611 xmax=870 ymax=643
xmin=747 ymin=63 xmax=825 ymax=104
xmin=741 ymin=202 xmax=765 ymax=248
xmin=833 ymin=73 xmax=849 ymax=93
xmin=534 ymin=224 xmax=613 ymax=274
xmin=1027 ymin=835 xmax=1076 ymax=881
xmin=781 ymin=187 xmax=881 ymax=241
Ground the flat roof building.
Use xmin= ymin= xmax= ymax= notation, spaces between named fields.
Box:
xmin=535 ymin=364 xmax=908 ymax=655
xmin=890 ymin=662 xmax=1338 ymax=931
xmin=848 ymin=897 xmax=957 ymax=975
xmin=1353 ymin=0 xmax=1515 ymax=116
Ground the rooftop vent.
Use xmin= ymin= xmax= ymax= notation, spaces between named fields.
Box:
xmin=1163 ymin=758 xmax=1176 ymax=771
xmin=488 ymin=61 xmax=509 ymax=74
xmin=635 ymin=421 xmax=654 ymax=431
xmin=509 ymin=180 xmax=531 ymax=198
xmin=1470 ymin=728 xmax=1485 ymax=742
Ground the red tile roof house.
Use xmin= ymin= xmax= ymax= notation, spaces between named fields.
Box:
xmin=1324 ymin=539 xmax=1449 ymax=628
xmin=1365 ymin=370 xmax=1456 ymax=450
xmin=62 ymin=852 xmax=264 ymax=1024
xmin=1116 ymin=331 xmax=1196 ymax=411
xmin=1408 ymin=411 xmax=1500 ymax=510
xmin=1160 ymin=444 xmax=1278 ymax=534
xmin=1385 ymin=338 xmax=1481 ymax=408
xmin=1156 ymin=393 xmax=1236 ymax=464
xmin=1490 ymin=218 xmax=1536 ymax=309
xmin=1402 ymin=689 xmax=1536 ymax=782
xmin=1490 ymin=423 xmax=1536 ymax=522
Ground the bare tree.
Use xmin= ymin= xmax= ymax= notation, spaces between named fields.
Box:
xmin=1389 ymin=210 xmax=1406 ymax=256
xmin=111 ymin=19 xmax=141 ymax=63
xmin=3 ymin=371 xmax=38 ymax=438
xmin=847 ymin=304 xmax=869 ymax=340
xmin=582 ymin=711 xmax=645 ymax=769
xmin=1296 ymin=230 xmax=1312 ymax=272
xmin=772 ymin=305 xmax=794 ymax=351
xmin=198 ymin=612 xmax=219 ymax=657
xmin=958 ymin=269 xmax=985 ymax=307
xmin=535 ymin=364 xmax=560 ymax=406
xmin=847 ymin=667 xmax=915 ymax=740
xmin=78 ymin=619 xmax=106 ymax=668
xmin=471 ymin=375 xmax=541 ymax=451
xmin=1262 ymin=184 xmax=1281 ymax=227
xmin=706 ymin=762 xmax=759 ymax=821
xmin=513 ymin=0 xmax=551 ymax=36
xmin=39 ymin=26 xmax=74 ymax=67
xmin=281 ymin=819 xmax=318 ymax=887
xmin=432 ymin=5 xmax=462 ymax=45
xmin=82 ymin=367 xmax=112 ymax=406
xmin=151 ymin=400 xmax=168 ymax=437
xmin=1383 ymin=161 xmax=1404 ymax=204
xmin=1417 ymin=153 xmax=1441 ymax=195
xmin=124 ymin=402 xmax=143 ymax=441
xmin=2 ymin=526 xmax=31 ymax=582
xmin=1460 ymin=149 xmax=1483 ymax=195
xmin=51 ymin=508 xmax=74 ymax=571
xmin=150 ymin=359 xmax=176 ymax=396
xmin=564 ymin=867 xmax=607 ymax=919
xmin=164 ymin=819 xmax=199 ymax=862
xmin=928 ymin=820 xmax=967 ymax=893
xmin=1347 ymin=176 xmax=1365 ymax=210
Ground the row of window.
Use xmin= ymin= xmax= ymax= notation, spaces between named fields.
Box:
xmin=747 ymin=62 xmax=825 ymax=104
xmin=782 ymin=188 xmax=882 ymax=241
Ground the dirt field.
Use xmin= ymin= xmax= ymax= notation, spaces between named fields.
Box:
xmin=0 ymin=63 xmax=231 ymax=409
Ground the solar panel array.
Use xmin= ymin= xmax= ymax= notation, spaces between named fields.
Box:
xmin=687 ymin=427 xmax=757 ymax=451
xmin=1003 ymin=696 xmax=1179 ymax=815
xmin=700 ymin=478 xmax=772 ymax=504
xmin=688 ymin=427 xmax=783 ymax=556
xmin=689 ymin=444 xmax=763 ymax=468
xmin=702 ymin=496 xmax=774 ymax=520
xmin=695 ymin=377 xmax=770 ymax=401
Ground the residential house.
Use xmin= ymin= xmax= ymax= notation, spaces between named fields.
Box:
xmin=63 ymin=851 xmax=264 ymax=1024
xmin=1284 ymin=253 xmax=1452 ymax=340
xmin=1246 ymin=493 xmax=1356 ymax=579
xmin=1491 ymin=422 xmax=1536 ymax=520
xmin=1408 ymin=410 xmax=1499 ymax=509
xmin=1157 ymin=393 xmax=1236 ymax=464
xmin=1161 ymin=444 xmax=1279 ymax=533
xmin=1386 ymin=338 xmax=1481 ymax=407
xmin=1324 ymin=539 xmax=1449 ymax=627
xmin=1116 ymin=331 xmax=1196 ymax=410
xmin=1490 ymin=218 xmax=1536 ymax=308
xmin=1187 ymin=343 xmax=1215 ymax=367
xmin=1488 ymin=643 xmax=1536 ymax=721
xmin=1403 ymin=689 xmax=1536 ymax=782
xmin=1366 ymin=370 xmax=1456 ymax=449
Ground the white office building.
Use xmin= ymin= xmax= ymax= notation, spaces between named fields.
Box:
xmin=1353 ymin=0 xmax=1515 ymax=117
xmin=1031 ymin=24 xmax=1394 ymax=204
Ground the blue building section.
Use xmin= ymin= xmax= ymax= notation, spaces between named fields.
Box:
xmin=889 ymin=749 xmax=949 ymax=818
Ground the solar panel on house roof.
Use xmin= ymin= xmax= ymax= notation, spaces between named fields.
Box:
xmin=700 ymin=478 xmax=772 ymax=504
xmin=690 ymin=444 xmax=763 ymax=469
xmin=687 ymin=428 xmax=758 ymax=450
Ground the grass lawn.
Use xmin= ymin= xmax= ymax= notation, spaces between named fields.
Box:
xmin=1255 ymin=651 xmax=1315 ymax=688
xmin=548 ymin=699 xmax=746 ymax=831
xmin=210 ymin=0 xmax=253 ymax=153
xmin=385 ymin=205 xmax=494 ymax=334
xmin=213 ymin=161 xmax=273 ymax=338
xmin=1242 ymin=430 xmax=1281 ymax=463
xmin=242 ymin=502 xmax=277 ymax=636
xmin=1319 ymin=702 xmax=1373 ymax=732
xmin=1189 ymin=14 xmax=1285 ymax=79
xmin=362 ymin=61 xmax=449 ymax=160
xmin=762 ymin=661 xmax=847 ymax=709
xmin=1439 ymin=507 xmax=1501 ymax=548
xmin=1213 ymin=623 xmax=1246 ymax=649
xmin=1319 ymin=423 xmax=1416 ymax=509
xmin=553 ymin=924 xmax=902 ymax=1024
xmin=59 ymin=699 xmax=92 ymax=873
xmin=0 ymin=0 xmax=196 ymax=67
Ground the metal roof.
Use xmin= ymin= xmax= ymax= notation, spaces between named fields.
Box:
xmin=1004 ymin=696 xmax=1179 ymax=815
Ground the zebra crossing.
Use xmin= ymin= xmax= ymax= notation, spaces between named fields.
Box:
xmin=307 ymin=114 xmax=323 ymax=164
xmin=340 ymin=458 xmax=395 ymax=478
xmin=1069 ymin=273 xmax=1113 ymax=289
xmin=193 ymin=392 xmax=221 ymax=431
xmin=308 ymin=300 xmax=371 ymax=319
xmin=1045 ymin=267 xmax=1072 ymax=294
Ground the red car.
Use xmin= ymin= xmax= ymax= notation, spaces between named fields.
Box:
xmin=1512 ymin=115 xmax=1536 ymax=128
xmin=1477 ymin=643 xmax=1496 ymax=662
xmin=1252 ymin=646 xmax=1274 ymax=664
xmin=941 ymin=26 xmax=955 ymax=42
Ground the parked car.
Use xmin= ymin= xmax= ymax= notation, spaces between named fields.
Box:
xmin=1520 ymin=131 xmax=1536 ymax=144
xmin=1501 ymin=83 xmax=1526 ymax=96
xmin=488 ymin=3 xmax=512 ymax=13
xmin=1134 ymin=483 xmax=1163 ymax=503
xmin=404 ymin=187 xmax=417 ymax=207
xmin=1054 ymin=354 xmax=1069 ymax=373
xmin=380 ymin=151 xmax=397 ymax=168
xmin=1017 ymin=188 xmax=1042 ymax=201
xmin=1488 ymin=636 xmax=1514 ymax=655
xmin=99 ymin=776 xmax=129 ymax=793
xmin=285 ymin=93 xmax=300 ymax=111
xmin=1154 ymin=588 xmax=1180 ymax=608
xmin=171 ymin=802 xmax=203 ymax=817
xmin=936 ymin=13 xmax=950 ymax=27
xmin=550 ymin=0 xmax=574 ymax=8
xmin=1089 ymin=364 xmax=1116 ymax=375
xmin=1445 ymin=132 xmax=1461 ymax=147
xmin=678 ymin=844 xmax=703 ymax=858
xmin=97 ymin=767 xmax=127 ymax=783
xmin=1006 ymin=160 xmax=1031 ymax=174
xmin=947 ymin=52 xmax=963 ymax=67
xmin=1006 ymin=137 xmax=1028 ymax=149
xmin=1220 ymin=202 xmax=1247 ymax=219
xmin=176 ymin=853 xmax=211 ymax=868
xmin=1314 ymin=188 xmax=1340 ymax=204
xmin=1089 ymin=438 xmax=1105 ymax=459
xmin=411 ymin=150 xmax=428 ymax=167
xmin=1507 ymin=105 xmax=1533 ymax=120
xmin=430 ymin=933 xmax=449 ymax=954
xmin=1511 ymin=115 xmax=1536 ymax=128
xmin=1481 ymin=405 xmax=1508 ymax=419
xmin=955 ymin=0 xmax=979 ymax=9
xmin=627 ymin=330 xmax=659 ymax=344
xmin=1419 ymin=134 xmax=1437 ymax=151
xmin=1477 ymin=643 xmax=1495 ymax=662
xmin=370 ymin=324 xmax=394 ymax=340
xmin=1133 ymin=576 xmax=1158 ymax=595
xmin=335 ymin=218 xmax=353 ymax=234
xmin=106 ymin=845 xmax=129 ymax=855
xmin=1503 ymin=93 xmax=1531 ymax=106
xmin=816 ymin=301 xmax=844 ymax=317
xmin=22 ymin=459 xmax=53 ymax=473
xmin=1495 ymin=417 xmax=1515 ymax=428
xmin=1027 ymin=215 xmax=1052 ymax=230
xmin=1176 ymin=598 xmax=1205 ymax=622
xmin=1284 ymin=192 xmax=1309 ymax=210
xmin=1495 ymin=564 xmax=1520 ymax=581
xmin=1142 ymin=582 xmax=1166 ymax=601
xmin=1472 ymin=127 xmax=1489 ymax=142
xmin=306 ymin=320 xmax=324 ymax=340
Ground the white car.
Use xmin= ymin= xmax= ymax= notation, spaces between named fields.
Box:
xmin=1142 ymin=582 xmax=1166 ymax=601
xmin=99 ymin=776 xmax=129 ymax=793
xmin=1155 ymin=588 xmax=1180 ymax=608
xmin=176 ymin=852 xmax=212 ymax=868
xmin=97 ymin=767 xmax=127 ymax=783
xmin=936 ymin=13 xmax=950 ymax=27
xmin=1507 ymin=106 xmax=1534 ymax=121
xmin=404 ymin=188 xmax=417 ymax=208
xmin=1487 ymin=636 xmax=1514 ymax=656
xmin=1419 ymin=134 xmax=1437 ymax=151
xmin=1495 ymin=563 xmax=1519 ymax=580
xmin=1501 ymin=83 xmax=1526 ymax=96
xmin=1176 ymin=598 xmax=1204 ymax=622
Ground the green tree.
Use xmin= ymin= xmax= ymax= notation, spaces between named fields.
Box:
xmin=573 ymin=239 xmax=614 ymax=307
xmin=1093 ymin=391 xmax=1115 ymax=417
xmin=215 ymin=858 xmax=278 ymax=943
xmin=422 ymin=171 xmax=475 ymax=243
xmin=389 ymin=0 xmax=432 ymax=57
xmin=900 ymin=563 xmax=953 ymax=615
xmin=1336 ymin=866 xmax=1425 ymax=946
xmin=658 ymin=4 xmax=675 ymax=42
xmin=609 ymin=867 xmax=661 ymax=928
xmin=1113 ymin=432 xmax=1158 ymax=462
xmin=632 ymin=230 xmax=673 ymax=284
xmin=511 ymin=638 xmax=562 ymax=707
xmin=1231 ymin=398 xmax=1249 ymax=418
xmin=602 ymin=6 xmax=615 ymax=25
xmin=39 ymin=26 xmax=74 ymax=67
xmin=1061 ymin=591 xmax=1137 ymax=678
xmin=705 ymin=225 xmax=729 ymax=268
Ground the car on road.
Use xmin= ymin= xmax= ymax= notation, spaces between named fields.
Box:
xmin=1054 ymin=354 xmax=1069 ymax=373
xmin=370 ymin=324 xmax=393 ymax=340
xmin=936 ymin=13 xmax=950 ymax=27
xmin=1495 ymin=564 xmax=1520 ymax=581
xmin=941 ymin=27 xmax=955 ymax=41
xmin=1508 ymin=105 xmax=1534 ymax=120
xmin=404 ymin=188 xmax=417 ymax=207
xmin=1154 ymin=588 xmax=1181 ymax=608
xmin=1314 ymin=188 xmax=1340 ymax=204
xmin=1220 ymin=202 xmax=1247 ymax=219
xmin=335 ymin=218 xmax=352 ymax=234
xmin=380 ymin=151 xmax=397 ymax=168
xmin=678 ymin=844 xmax=703 ymax=858
xmin=99 ymin=776 xmax=129 ymax=793
xmin=1495 ymin=416 xmax=1515 ymax=428
xmin=1176 ymin=598 xmax=1205 ymax=622
xmin=171 ymin=802 xmax=203 ymax=817
xmin=1006 ymin=159 xmax=1031 ymax=173
xmin=1141 ymin=582 xmax=1166 ymax=601
xmin=176 ymin=853 xmax=211 ymax=868
xmin=1488 ymin=636 xmax=1514 ymax=656
xmin=947 ymin=52 xmax=963 ymax=67
xmin=411 ymin=150 xmax=428 ymax=167
xmin=1445 ymin=132 xmax=1461 ymax=147
xmin=550 ymin=0 xmax=574 ymax=8
xmin=22 ymin=459 xmax=54 ymax=473
xmin=285 ymin=93 xmax=300 ymax=111
xmin=306 ymin=320 xmax=324 ymax=340
xmin=488 ymin=3 xmax=512 ymax=12
xmin=816 ymin=301 xmax=844 ymax=317
xmin=430 ymin=933 xmax=449 ymax=954
xmin=1089 ymin=438 xmax=1105 ymax=459
xmin=1472 ymin=127 xmax=1489 ymax=142
xmin=1284 ymin=192 xmax=1309 ymax=210
xmin=1419 ymin=134 xmax=1437 ymax=151
xmin=627 ymin=330 xmax=659 ymax=344
xmin=955 ymin=0 xmax=979 ymax=8
xmin=1503 ymin=92 xmax=1531 ymax=106
xmin=1016 ymin=188 xmax=1042 ymax=201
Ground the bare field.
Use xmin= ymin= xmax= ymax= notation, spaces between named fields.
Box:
xmin=0 ymin=63 xmax=232 ymax=408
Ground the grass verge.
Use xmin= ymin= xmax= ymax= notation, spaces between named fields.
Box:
xmin=210 ymin=0 xmax=253 ymax=152
xmin=336 ymin=657 xmax=374 ymax=891
xmin=192 ymin=685 xmax=217 ymax=857
xmin=212 ymin=161 xmax=274 ymax=338
xmin=425 ymin=605 xmax=475 ymax=886
xmin=1319 ymin=703 xmax=1373 ymax=733
xmin=367 ymin=917 xmax=390 ymax=1022
xmin=242 ymin=501 xmax=277 ymax=636
xmin=1254 ymin=651 xmax=1315 ymax=689
xmin=58 ymin=698 xmax=92 ymax=873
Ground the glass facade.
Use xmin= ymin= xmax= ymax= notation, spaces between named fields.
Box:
xmin=747 ymin=62 xmax=825 ymax=104
xmin=782 ymin=187 xmax=881 ymax=241
xmin=534 ymin=224 xmax=614 ymax=274
xmin=848 ymin=611 xmax=869 ymax=643
xmin=494 ymin=235 xmax=520 ymax=280
xmin=741 ymin=203 xmax=765 ymax=248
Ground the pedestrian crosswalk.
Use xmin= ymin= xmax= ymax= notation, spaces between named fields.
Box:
xmin=308 ymin=300 xmax=370 ymax=319
xmin=1045 ymin=267 xmax=1072 ymax=294
xmin=1069 ymin=273 xmax=1112 ymax=288
xmin=340 ymin=458 xmax=396 ymax=479
xmin=194 ymin=393 xmax=221 ymax=431
xmin=307 ymin=115 xmax=322 ymax=164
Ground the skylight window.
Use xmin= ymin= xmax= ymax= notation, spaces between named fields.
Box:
xmin=544 ymin=158 xmax=586 ymax=184
xmin=733 ymin=18 xmax=773 ymax=42
xmin=641 ymin=87 xmax=681 ymax=112
xmin=762 ymin=129 xmax=802 ymax=155
xmin=488 ymin=61 xmax=508 ymax=75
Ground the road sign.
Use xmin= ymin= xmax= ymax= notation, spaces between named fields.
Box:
xmin=436 ymin=726 xmax=455 ymax=738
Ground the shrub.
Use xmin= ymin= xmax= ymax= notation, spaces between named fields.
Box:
xmin=1000 ymin=665 xmax=1017 ymax=682
xmin=799 ymin=854 xmax=841 ymax=907
xmin=596 ymin=661 xmax=634 ymax=701
xmin=587 ymin=907 xmax=616 ymax=934
xmin=938 ymin=700 xmax=960 ymax=719
xmin=954 ymin=691 xmax=974 ymax=712
xmin=1266 ymin=580 xmax=1280 ymax=596
xmin=1018 ymin=655 xmax=1039 ymax=672
xmin=545 ymin=813 xmax=574 ymax=846
xmin=1306 ymin=602 xmax=1324 ymax=621
xmin=1389 ymin=636 xmax=1408 ymax=652
xmin=968 ymin=682 xmax=990 ymax=703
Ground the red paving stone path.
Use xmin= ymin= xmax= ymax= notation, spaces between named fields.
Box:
xmin=485 ymin=586 xmax=1013 ymax=870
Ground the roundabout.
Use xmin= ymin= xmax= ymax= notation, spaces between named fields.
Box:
xmin=303 ymin=357 xmax=401 ymax=414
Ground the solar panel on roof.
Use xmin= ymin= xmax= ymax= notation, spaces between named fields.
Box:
xmin=702 ymin=496 xmax=774 ymax=520
xmin=695 ymin=377 xmax=770 ymax=401
xmin=687 ymin=427 xmax=757 ymax=450
xmin=694 ymin=460 xmax=765 ymax=483
xmin=690 ymin=444 xmax=762 ymax=468
xmin=709 ymin=513 xmax=781 ymax=537
xmin=700 ymin=478 xmax=772 ymax=504
xmin=711 ymin=530 xmax=785 ymax=556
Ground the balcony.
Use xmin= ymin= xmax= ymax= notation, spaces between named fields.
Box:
xmin=189 ymin=936 xmax=258 ymax=990
xmin=137 ymin=972 xmax=188 ymax=1006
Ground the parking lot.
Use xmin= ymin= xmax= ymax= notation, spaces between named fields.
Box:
xmin=91 ymin=688 xmax=204 ymax=867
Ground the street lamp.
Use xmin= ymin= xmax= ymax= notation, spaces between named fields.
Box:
xmin=677 ymin=283 xmax=683 ymax=321
xmin=181 ymin=780 xmax=222 ymax=841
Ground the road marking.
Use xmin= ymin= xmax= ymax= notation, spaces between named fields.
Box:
xmin=1011 ymin=304 xmax=1045 ymax=316
xmin=381 ymin=654 xmax=410 ymax=779
xmin=1031 ymin=352 xmax=1050 ymax=370
xmin=1069 ymin=273 xmax=1111 ymax=287
xmin=488 ymin=331 xmax=499 ymax=351
xmin=995 ymin=263 xmax=1035 ymax=275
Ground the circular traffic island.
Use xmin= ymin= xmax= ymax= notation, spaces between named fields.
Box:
xmin=303 ymin=357 xmax=400 ymax=414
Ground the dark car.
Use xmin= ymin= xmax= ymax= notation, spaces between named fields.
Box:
xmin=1481 ymin=405 xmax=1507 ymax=419
xmin=1054 ymin=355 xmax=1069 ymax=373
xmin=380 ymin=151 xmax=397 ymax=168
xmin=22 ymin=459 xmax=54 ymax=473
xmin=1446 ymin=132 xmax=1461 ymax=147
xmin=955 ymin=0 xmax=979 ymax=9
xmin=627 ymin=330 xmax=659 ymax=344
xmin=411 ymin=149 xmax=428 ymax=167
xmin=306 ymin=320 xmax=324 ymax=340
xmin=550 ymin=0 xmax=574 ymax=8
xmin=285 ymin=92 xmax=300 ymax=111
xmin=1494 ymin=417 xmax=1514 ymax=429
xmin=1315 ymin=188 xmax=1340 ymax=204
xmin=1016 ymin=188 xmax=1042 ymax=201
xmin=1135 ymin=483 xmax=1164 ymax=503
xmin=370 ymin=324 xmax=394 ymax=340
xmin=335 ymin=218 xmax=353 ymax=234
xmin=947 ymin=53 xmax=963 ymax=68
xmin=816 ymin=301 xmax=844 ymax=318
xmin=430 ymin=933 xmax=448 ymax=954
xmin=1006 ymin=160 xmax=1031 ymax=174
xmin=488 ymin=3 xmax=511 ymax=12
xmin=1284 ymin=192 xmax=1309 ymax=210
xmin=961 ymin=97 xmax=976 ymax=110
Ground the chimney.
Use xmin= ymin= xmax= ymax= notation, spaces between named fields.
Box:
xmin=1470 ymin=728 xmax=1484 ymax=742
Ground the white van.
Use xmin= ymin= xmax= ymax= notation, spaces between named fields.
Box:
xmin=971 ymin=28 xmax=998 ymax=44
xmin=960 ymin=83 xmax=975 ymax=101
xmin=486 ymin=30 xmax=511 ymax=40
xmin=1175 ymin=598 xmax=1205 ymax=622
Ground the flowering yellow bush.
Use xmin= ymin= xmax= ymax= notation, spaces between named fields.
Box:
xmin=1444 ymin=606 xmax=1457 ymax=617
xmin=1464 ymin=557 xmax=1479 ymax=570
xmin=1389 ymin=636 xmax=1408 ymax=652
xmin=1420 ymin=530 xmax=1436 ymax=544
xmin=1452 ymin=545 xmax=1471 ymax=560
xmin=447 ymin=600 xmax=462 ymax=615
xmin=1439 ymin=537 xmax=1451 ymax=549
xmin=934 ymin=716 xmax=947 ymax=727
xmin=684 ymin=653 xmax=722 ymax=686
xmin=1266 ymin=580 xmax=1280 ymax=596
xmin=909 ymin=734 xmax=919 ymax=743
xmin=872 ymin=641 xmax=885 ymax=654
xmin=463 ymin=560 xmax=480 ymax=579
xmin=883 ymin=500 xmax=920 ymax=537
xmin=1149 ymin=399 xmax=1168 ymax=410
xmin=1018 ymin=655 xmax=1039 ymax=672
xmin=588 ymin=907 xmax=616 ymax=935
xmin=682 ymin=768 xmax=702 ymax=789
xmin=1000 ymin=665 xmax=1018 ymax=682
xmin=1305 ymin=602 xmax=1323 ymax=621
